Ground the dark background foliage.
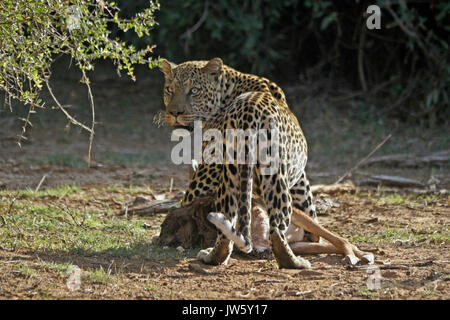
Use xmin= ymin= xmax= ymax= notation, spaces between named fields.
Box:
xmin=115 ymin=0 xmax=449 ymax=126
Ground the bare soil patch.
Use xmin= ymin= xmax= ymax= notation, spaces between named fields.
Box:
xmin=0 ymin=168 xmax=448 ymax=300
xmin=0 ymin=64 xmax=448 ymax=299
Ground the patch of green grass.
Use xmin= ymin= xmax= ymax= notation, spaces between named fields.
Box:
xmin=350 ymin=225 xmax=450 ymax=244
xmin=264 ymin=259 xmax=278 ymax=269
xmin=144 ymin=283 xmax=159 ymax=292
xmin=5 ymin=185 xmax=83 ymax=199
xmin=32 ymin=153 xmax=88 ymax=168
xmin=0 ymin=185 xmax=196 ymax=262
xmin=15 ymin=263 xmax=37 ymax=279
xmin=37 ymin=260 xmax=74 ymax=274
xmin=350 ymin=234 xmax=372 ymax=243
xmin=83 ymin=266 xmax=114 ymax=284
xmin=370 ymin=192 xmax=446 ymax=206
xmin=373 ymin=193 xmax=408 ymax=205
xmin=356 ymin=287 xmax=379 ymax=298
xmin=0 ymin=196 xmax=148 ymax=255
xmin=102 ymin=151 xmax=165 ymax=165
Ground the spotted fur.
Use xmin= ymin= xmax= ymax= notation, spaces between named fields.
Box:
xmin=161 ymin=58 xmax=318 ymax=269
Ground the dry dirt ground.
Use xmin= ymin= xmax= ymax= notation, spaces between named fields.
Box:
xmin=0 ymin=61 xmax=449 ymax=300
xmin=0 ymin=164 xmax=448 ymax=300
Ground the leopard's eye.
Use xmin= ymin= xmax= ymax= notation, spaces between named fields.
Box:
xmin=189 ymin=87 xmax=199 ymax=95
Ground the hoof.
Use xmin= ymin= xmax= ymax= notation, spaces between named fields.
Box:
xmin=271 ymin=230 xmax=311 ymax=269
xmin=362 ymin=253 xmax=375 ymax=265
xmin=289 ymin=256 xmax=311 ymax=269
xmin=344 ymin=254 xmax=360 ymax=266
xmin=197 ymin=248 xmax=214 ymax=264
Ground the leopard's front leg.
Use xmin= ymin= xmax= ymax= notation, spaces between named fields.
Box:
xmin=197 ymin=163 xmax=255 ymax=265
xmin=196 ymin=164 xmax=241 ymax=265
xmin=182 ymin=163 xmax=235 ymax=265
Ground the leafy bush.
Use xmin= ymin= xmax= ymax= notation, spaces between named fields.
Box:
xmin=0 ymin=0 xmax=159 ymax=160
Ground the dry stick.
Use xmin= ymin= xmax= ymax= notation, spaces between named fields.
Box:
xmin=180 ymin=0 xmax=209 ymax=54
xmin=35 ymin=174 xmax=47 ymax=193
xmin=45 ymin=80 xmax=93 ymax=133
xmin=335 ymin=134 xmax=392 ymax=184
xmin=46 ymin=74 xmax=95 ymax=168
xmin=81 ymin=69 xmax=96 ymax=168
xmin=357 ymin=23 xmax=367 ymax=92
xmin=16 ymin=78 xmax=48 ymax=147
xmin=17 ymin=101 xmax=34 ymax=148
xmin=180 ymin=0 xmax=209 ymax=39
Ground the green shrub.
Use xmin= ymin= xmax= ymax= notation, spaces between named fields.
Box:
xmin=0 ymin=0 xmax=160 ymax=161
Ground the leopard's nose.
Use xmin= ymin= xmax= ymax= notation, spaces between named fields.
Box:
xmin=169 ymin=111 xmax=184 ymax=117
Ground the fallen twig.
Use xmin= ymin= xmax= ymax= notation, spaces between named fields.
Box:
xmin=118 ymin=199 xmax=180 ymax=216
xmin=254 ymin=279 xmax=285 ymax=284
xmin=35 ymin=174 xmax=47 ymax=193
xmin=335 ymin=134 xmax=392 ymax=184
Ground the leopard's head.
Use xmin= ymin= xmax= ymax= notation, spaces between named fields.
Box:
xmin=160 ymin=58 xmax=223 ymax=130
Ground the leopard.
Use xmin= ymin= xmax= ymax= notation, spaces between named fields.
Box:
xmin=160 ymin=57 xmax=320 ymax=269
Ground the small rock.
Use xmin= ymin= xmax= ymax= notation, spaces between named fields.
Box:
xmin=292 ymin=290 xmax=312 ymax=296
xmin=154 ymin=194 xmax=166 ymax=201
xmin=176 ymin=246 xmax=185 ymax=253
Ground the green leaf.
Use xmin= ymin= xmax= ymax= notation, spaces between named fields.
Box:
xmin=320 ymin=11 xmax=337 ymax=30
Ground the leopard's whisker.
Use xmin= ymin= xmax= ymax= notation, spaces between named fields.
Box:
xmin=153 ymin=110 xmax=169 ymax=127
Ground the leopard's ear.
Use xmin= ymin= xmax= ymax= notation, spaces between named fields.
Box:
xmin=202 ymin=58 xmax=223 ymax=76
xmin=160 ymin=59 xmax=177 ymax=78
